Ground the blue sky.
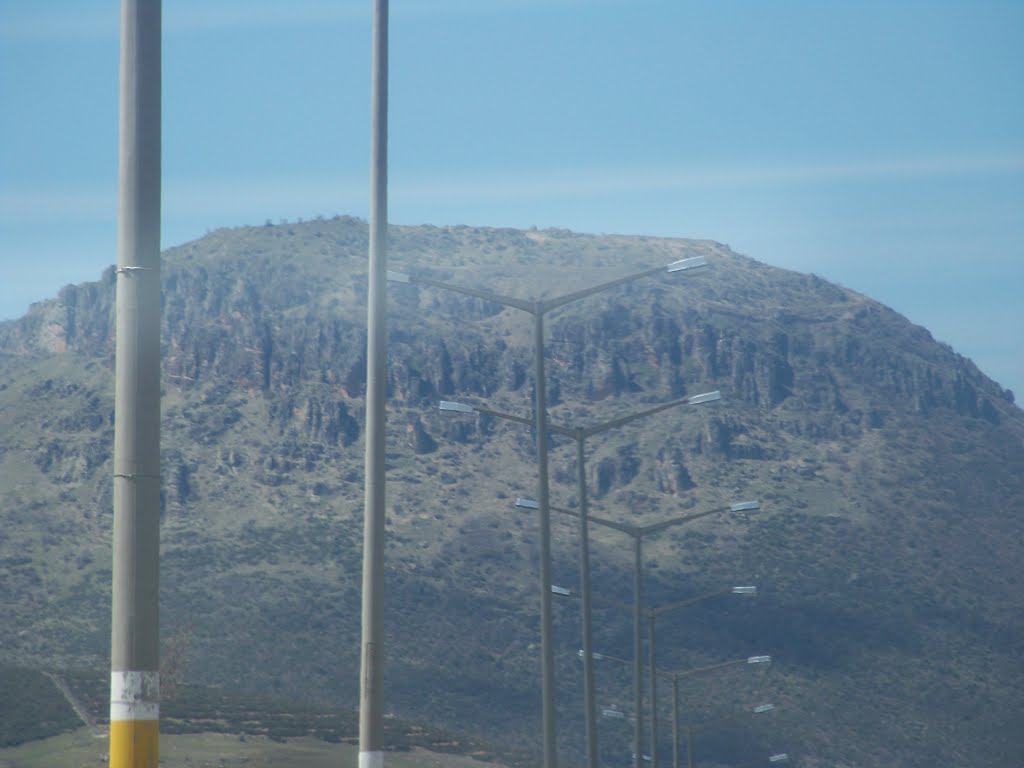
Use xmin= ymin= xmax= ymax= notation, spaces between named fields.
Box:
xmin=2 ymin=0 xmax=1022 ymax=398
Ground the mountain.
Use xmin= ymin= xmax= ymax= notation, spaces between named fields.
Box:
xmin=1 ymin=216 xmax=1022 ymax=767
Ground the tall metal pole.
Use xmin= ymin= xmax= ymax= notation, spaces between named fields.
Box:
xmin=359 ymin=1 xmax=388 ymax=767
xmin=110 ymin=1 xmax=161 ymax=766
xmin=671 ymin=675 xmax=680 ymax=768
xmin=575 ymin=433 xmax=598 ymax=768
xmin=534 ymin=311 xmax=557 ymax=768
xmin=648 ymin=613 xmax=658 ymax=768
xmin=633 ymin=536 xmax=644 ymax=768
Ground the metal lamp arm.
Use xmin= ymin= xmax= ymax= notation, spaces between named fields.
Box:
xmin=651 ymin=586 xmax=735 ymax=617
xmin=640 ymin=506 xmax=731 ymax=536
xmin=538 ymin=265 xmax=666 ymax=313
xmin=389 ymin=271 xmax=534 ymax=313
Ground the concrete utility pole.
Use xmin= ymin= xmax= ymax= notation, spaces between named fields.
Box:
xmin=109 ymin=1 xmax=161 ymax=767
xmin=359 ymin=1 xmax=388 ymax=767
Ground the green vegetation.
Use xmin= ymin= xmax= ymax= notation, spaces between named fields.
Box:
xmin=0 ymin=666 xmax=79 ymax=747
xmin=0 ymin=667 xmax=533 ymax=768
xmin=0 ymin=730 xmax=510 ymax=768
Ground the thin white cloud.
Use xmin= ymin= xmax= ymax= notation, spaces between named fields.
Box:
xmin=2 ymin=151 xmax=1021 ymax=225
xmin=162 ymin=175 xmax=366 ymax=219
xmin=389 ymin=152 xmax=1024 ymax=204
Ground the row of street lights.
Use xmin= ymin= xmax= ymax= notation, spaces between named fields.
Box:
xmin=521 ymin=494 xmax=760 ymax=768
xmin=397 ymin=259 xmax=782 ymax=766
xmin=442 ymin=388 xmax=732 ymax=768
xmin=394 ymin=256 xmax=710 ymax=768
xmin=662 ymin=656 xmax=773 ymax=768
xmin=602 ymin=696 xmax=782 ymax=768
xmin=550 ymin=581 xmax=766 ymax=768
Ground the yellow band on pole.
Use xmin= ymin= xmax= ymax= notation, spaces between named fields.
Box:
xmin=109 ymin=719 xmax=159 ymax=768
xmin=110 ymin=671 xmax=159 ymax=768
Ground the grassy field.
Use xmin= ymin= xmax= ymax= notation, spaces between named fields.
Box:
xmin=0 ymin=728 xmax=508 ymax=768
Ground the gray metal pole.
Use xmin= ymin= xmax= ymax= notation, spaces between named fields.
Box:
xmin=110 ymin=1 xmax=161 ymax=766
xmin=575 ymin=433 xmax=598 ymax=768
xmin=534 ymin=311 xmax=557 ymax=768
xmin=633 ymin=536 xmax=643 ymax=768
xmin=648 ymin=613 xmax=658 ymax=768
xmin=359 ymin=1 xmax=388 ymax=767
xmin=686 ymin=725 xmax=694 ymax=768
xmin=671 ymin=675 xmax=680 ymax=768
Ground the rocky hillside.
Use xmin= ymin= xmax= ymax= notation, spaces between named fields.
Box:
xmin=1 ymin=216 xmax=1022 ymax=767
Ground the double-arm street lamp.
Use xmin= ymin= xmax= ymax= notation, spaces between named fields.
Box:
xmin=589 ymin=653 xmax=774 ymax=768
xmin=646 ymin=587 xmax=759 ymax=767
xmin=680 ymin=702 xmax=779 ymax=768
xmin=551 ymin=583 xmax=761 ymax=768
xmin=523 ymin=498 xmax=759 ymax=768
xmin=659 ymin=656 xmax=772 ymax=768
xmin=402 ymin=255 xmax=709 ymax=767
xmin=444 ymin=391 xmax=721 ymax=768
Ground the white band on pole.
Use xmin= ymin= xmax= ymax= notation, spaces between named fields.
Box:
xmin=110 ymin=670 xmax=159 ymax=721
xmin=359 ymin=751 xmax=384 ymax=768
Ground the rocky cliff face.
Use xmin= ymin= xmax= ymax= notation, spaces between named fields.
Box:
xmin=1 ymin=217 xmax=1022 ymax=767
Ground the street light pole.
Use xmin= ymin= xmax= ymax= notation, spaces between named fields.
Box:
xmin=532 ymin=310 xmax=558 ymax=768
xmin=647 ymin=586 xmax=758 ymax=767
xmin=681 ymin=702 xmax=778 ymax=768
xmin=574 ymin=432 xmax=597 ymax=768
xmin=554 ymin=394 xmax=721 ymax=768
xmin=672 ymin=675 xmax=681 ymax=768
xmin=588 ymin=587 xmax=759 ymax=768
xmin=648 ymin=611 xmax=658 ymax=768
xmin=661 ymin=656 xmax=772 ymax=768
xmin=360 ymin=2 xmax=388 ymax=767
xmin=542 ymin=501 xmax=759 ymax=768
xmin=110 ymin=1 xmax=161 ymax=767
xmin=464 ymin=392 xmax=721 ymax=768
xmin=562 ymin=395 xmax=722 ymax=768
xmin=401 ymin=256 xmax=708 ymax=768
xmin=580 ymin=645 xmax=771 ymax=768
xmin=633 ymin=534 xmax=644 ymax=768
xmin=528 ymin=499 xmax=759 ymax=768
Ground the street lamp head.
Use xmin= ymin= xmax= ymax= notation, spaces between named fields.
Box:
xmin=439 ymin=400 xmax=475 ymax=414
xmin=753 ymin=703 xmax=775 ymax=714
xmin=666 ymin=255 xmax=709 ymax=273
xmin=747 ymin=655 xmax=772 ymax=664
xmin=550 ymin=585 xmax=572 ymax=596
xmin=732 ymin=586 xmax=758 ymax=595
xmin=729 ymin=500 xmax=760 ymax=512
xmin=686 ymin=390 xmax=721 ymax=405
xmin=515 ymin=497 xmax=539 ymax=509
xmin=386 ymin=269 xmax=410 ymax=283
xmin=769 ymin=754 xmax=789 ymax=763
